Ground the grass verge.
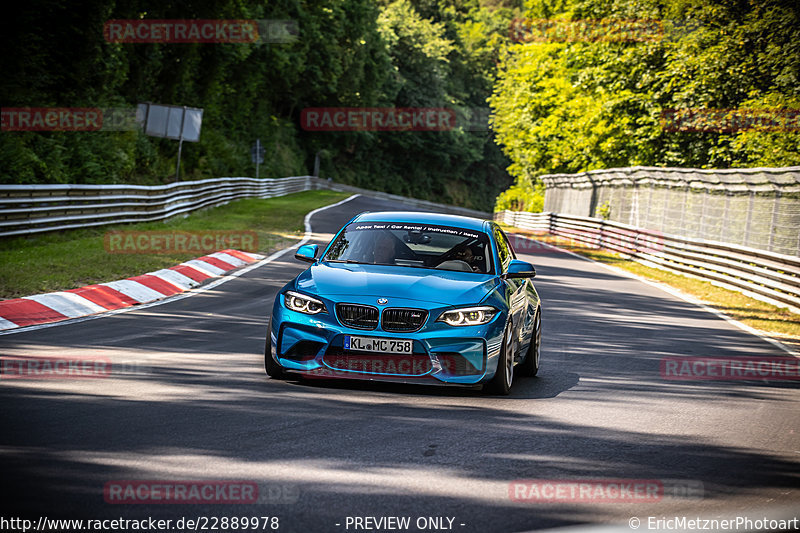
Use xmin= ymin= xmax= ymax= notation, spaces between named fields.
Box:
xmin=505 ymin=228 xmax=800 ymax=352
xmin=0 ymin=190 xmax=352 ymax=299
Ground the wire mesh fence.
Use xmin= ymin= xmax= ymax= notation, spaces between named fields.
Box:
xmin=541 ymin=166 xmax=800 ymax=257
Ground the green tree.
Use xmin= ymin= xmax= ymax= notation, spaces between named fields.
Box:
xmin=489 ymin=0 xmax=800 ymax=211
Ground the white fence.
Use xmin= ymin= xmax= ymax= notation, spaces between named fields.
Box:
xmin=496 ymin=210 xmax=800 ymax=313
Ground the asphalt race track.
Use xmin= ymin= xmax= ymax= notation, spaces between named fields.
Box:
xmin=1 ymin=195 xmax=798 ymax=532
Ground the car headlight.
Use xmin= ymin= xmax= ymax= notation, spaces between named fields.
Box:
xmin=284 ymin=291 xmax=327 ymax=315
xmin=437 ymin=306 xmax=498 ymax=326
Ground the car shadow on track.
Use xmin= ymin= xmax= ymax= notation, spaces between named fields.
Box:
xmin=283 ymin=367 xmax=581 ymax=400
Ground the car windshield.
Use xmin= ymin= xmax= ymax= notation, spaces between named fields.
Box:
xmin=323 ymin=221 xmax=494 ymax=274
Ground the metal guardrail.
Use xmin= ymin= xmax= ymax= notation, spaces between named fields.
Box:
xmin=0 ymin=176 xmax=313 ymax=237
xmin=3 ymin=174 xmax=794 ymax=310
xmin=0 ymin=176 xmax=490 ymax=239
xmin=496 ymin=210 xmax=800 ymax=313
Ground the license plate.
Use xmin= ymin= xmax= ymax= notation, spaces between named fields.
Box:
xmin=344 ymin=335 xmax=413 ymax=354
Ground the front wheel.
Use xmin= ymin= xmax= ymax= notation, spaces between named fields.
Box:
xmin=486 ymin=322 xmax=514 ymax=395
xmin=518 ymin=307 xmax=541 ymax=377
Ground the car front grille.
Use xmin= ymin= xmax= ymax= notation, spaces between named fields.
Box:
xmin=381 ymin=308 xmax=427 ymax=332
xmin=336 ymin=303 xmax=379 ymax=330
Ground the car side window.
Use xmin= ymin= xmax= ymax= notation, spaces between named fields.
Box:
xmin=499 ymin=229 xmax=516 ymax=259
xmin=493 ymin=226 xmax=513 ymax=272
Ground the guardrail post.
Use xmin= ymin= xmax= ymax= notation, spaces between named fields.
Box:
xmin=768 ymin=191 xmax=781 ymax=252
xmin=598 ymin=219 xmax=605 ymax=250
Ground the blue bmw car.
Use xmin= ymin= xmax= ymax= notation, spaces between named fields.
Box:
xmin=265 ymin=211 xmax=541 ymax=394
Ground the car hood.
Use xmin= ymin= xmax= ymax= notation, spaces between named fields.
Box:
xmin=295 ymin=262 xmax=500 ymax=306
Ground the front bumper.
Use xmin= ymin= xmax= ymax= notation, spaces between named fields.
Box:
xmin=269 ymin=294 xmax=505 ymax=386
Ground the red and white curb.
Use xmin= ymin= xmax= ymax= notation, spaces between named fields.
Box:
xmin=0 ymin=249 xmax=264 ymax=331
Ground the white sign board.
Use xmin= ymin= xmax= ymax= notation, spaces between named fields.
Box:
xmin=181 ymin=108 xmax=203 ymax=142
xmin=166 ymin=106 xmax=183 ymax=139
xmin=144 ymin=104 xmax=169 ymax=137
xmin=142 ymin=103 xmax=203 ymax=142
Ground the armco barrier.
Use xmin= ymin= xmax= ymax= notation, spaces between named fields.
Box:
xmin=0 ymin=177 xmax=490 ymax=239
xmin=496 ymin=210 xmax=800 ymax=313
xmin=0 ymin=176 xmax=312 ymax=238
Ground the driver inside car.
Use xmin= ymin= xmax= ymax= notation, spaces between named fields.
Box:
xmin=372 ymin=231 xmax=397 ymax=265
xmin=454 ymin=244 xmax=484 ymax=272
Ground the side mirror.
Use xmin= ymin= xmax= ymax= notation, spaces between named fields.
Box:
xmin=295 ymin=244 xmax=318 ymax=263
xmin=504 ymin=259 xmax=536 ymax=279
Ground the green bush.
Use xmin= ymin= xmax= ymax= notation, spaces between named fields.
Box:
xmin=494 ymin=177 xmax=545 ymax=212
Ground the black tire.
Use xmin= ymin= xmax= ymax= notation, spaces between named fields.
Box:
xmin=264 ymin=323 xmax=287 ymax=380
xmin=486 ymin=322 xmax=514 ymax=395
xmin=518 ymin=307 xmax=541 ymax=377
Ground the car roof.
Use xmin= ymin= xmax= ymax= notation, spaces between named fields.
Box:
xmin=352 ymin=211 xmax=490 ymax=232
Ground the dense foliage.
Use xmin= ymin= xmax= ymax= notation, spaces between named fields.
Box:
xmin=491 ymin=0 xmax=799 ymax=211
xmin=1 ymin=0 xmax=521 ymax=211
xmin=5 ymin=0 xmax=796 ymax=213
